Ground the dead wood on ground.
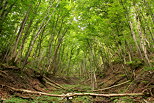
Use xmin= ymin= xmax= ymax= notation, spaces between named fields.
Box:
xmin=1 ymin=85 xmax=145 ymax=98
xmin=43 ymin=76 xmax=66 ymax=90
xmin=93 ymin=80 xmax=131 ymax=92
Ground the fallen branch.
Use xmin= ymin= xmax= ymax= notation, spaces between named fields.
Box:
xmin=3 ymin=85 xmax=144 ymax=98
xmin=93 ymin=80 xmax=130 ymax=92
xmin=0 ymin=70 xmax=8 ymax=77
xmin=0 ymin=64 xmax=20 ymax=70
xmin=108 ymin=76 xmax=126 ymax=87
xmin=43 ymin=76 xmax=66 ymax=90
xmin=45 ymin=81 xmax=63 ymax=89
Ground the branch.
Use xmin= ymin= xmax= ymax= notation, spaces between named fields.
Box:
xmin=3 ymin=85 xmax=144 ymax=98
xmin=93 ymin=80 xmax=130 ymax=92
xmin=43 ymin=76 xmax=66 ymax=90
xmin=0 ymin=64 xmax=20 ymax=70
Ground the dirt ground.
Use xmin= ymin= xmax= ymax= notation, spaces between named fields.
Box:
xmin=0 ymin=63 xmax=154 ymax=102
xmin=0 ymin=64 xmax=74 ymax=100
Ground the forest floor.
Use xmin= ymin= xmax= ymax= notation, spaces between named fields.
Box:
xmin=0 ymin=63 xmax=154 ymax=103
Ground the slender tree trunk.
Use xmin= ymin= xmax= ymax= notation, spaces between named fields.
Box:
xmin=46 ymin=14 xmax=60 ymax=72
xmin=18 ymin=2 xmax=41 ymax=63
xmin=22 ymin=22 xmax=47 ymax=68
xmin=19 ymin=18 xmax=34 ymax=59
xmin=129 ymin=21 xmax=143 ymax=59
xmin=22 ymin=1 xmax=57 ymax=67
xmin=136 ymin=17 xmax=151 ymax=66
xmin=125 ymin=40 xmax=132 ymax=62
xmin=7 ymin=10 xmax=29 ymax=63
xmin=51 ymin=29 xmax=68 ymax=75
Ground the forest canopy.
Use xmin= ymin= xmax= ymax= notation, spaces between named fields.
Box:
xmin=0 ymin=0 xmax=153 ymax=77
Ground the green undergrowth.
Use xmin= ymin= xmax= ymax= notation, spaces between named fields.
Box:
xmin=4 ymin=95 xmax=92 ymax=103
xmin=62 ymin=84 xmax=91 ymax=91
xmin=4 ymin=96 xmax=63 ymax=103
xmin=4 ymin=96 xmax=137 ymax=103
xmin=112 ymin=97 xmax=136 ymax=103
xmin=2 ymin=84 xmax=140 ymax=103
xmin=3 ymin=84 xmax=92 ymax=103
xmin=144 ymin=67 xmax=154 ymax=71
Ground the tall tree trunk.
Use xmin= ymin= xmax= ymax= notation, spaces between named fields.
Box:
xmin=51 ymin=29 xmax=68 ymax=75
xmin=19 ymin=18 xmax=34 ymax=60
xmin=129 ymin=21 xmax=143 ymax=59
xmin=22 ymin=1 xmax=58 ymax=67
xmin=7 ymin=10 xmax=29 ymax=63
xmin=136 ymin=17 xmax=151 ymax=66
xmin=22 ymin=22 xmax=47 ymax=68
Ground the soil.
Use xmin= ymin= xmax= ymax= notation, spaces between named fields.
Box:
xmin=0 ymin=63 xmax=154 ymax=102
xmin=0 ymin=64 xmax=73 ymax=100
xmin=94 ymin=63 xmax=154 ymax=102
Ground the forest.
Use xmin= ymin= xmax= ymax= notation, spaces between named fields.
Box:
xmin=0 ymin=0 xmax=154 ymax=102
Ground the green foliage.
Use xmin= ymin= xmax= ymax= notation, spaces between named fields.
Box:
xmin=62 ymin=84 xmax=91 ymax=92
xmin=4 ymin=96 xmax=64 ymax=103
xmin=112 ymin=58 xmax=123 ymax=64
xmin=144 ymin=67 xmax=154 ymax=71
xmin=1 ymin=0 xmax=153 ymax=103
xmin=32 ymin=96 xmax=63 ymax=103
xmin=126 ymin=59 xmax=144 ymax=69
xmin=4 ymin=95 xmax=92 ymax=103
xmin=0 ymin=0 xmax=153 ymax=76
xmin=73 ymin=96 xmax=92 ymax=103
xmin=4 ymin=97 xmax=29 ymax=103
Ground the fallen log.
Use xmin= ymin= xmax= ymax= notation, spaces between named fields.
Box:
xmin=3 ymin=85 xmax=144 ymax=98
